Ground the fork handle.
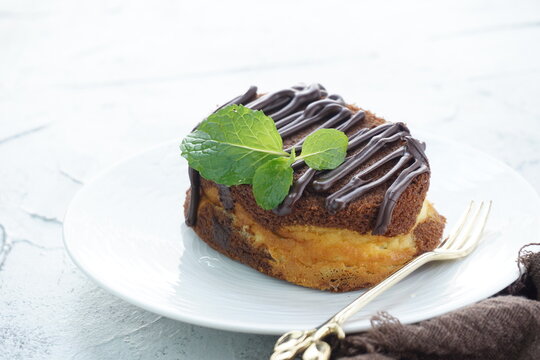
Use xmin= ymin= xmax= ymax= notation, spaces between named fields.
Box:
xmin=324 ymin=252 xmax=435 ymax=329
xmin=270 ymin=252 xmax=440 ymax=360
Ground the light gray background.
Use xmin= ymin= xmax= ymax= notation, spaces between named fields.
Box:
xmin=1 ymin=0 xmax=539 ymax=359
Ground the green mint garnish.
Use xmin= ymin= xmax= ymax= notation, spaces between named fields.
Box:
xmin=181 ymin=104 xmax=348 ymax=210
xmin=299 ymin=128 xmax=348 ymax=170
xmin=252 ymin=157 xmax=295 ymax=210
xmin=180 ymin=104 xmax=287 ymax=186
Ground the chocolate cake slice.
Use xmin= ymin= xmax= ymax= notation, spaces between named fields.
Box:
xmin=184 ymin=84 xmax=445 ymax=292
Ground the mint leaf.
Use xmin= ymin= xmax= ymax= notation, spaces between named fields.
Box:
xmin=180 ymin=105 xmax=288 ymax=186
xmin=252 ymin=157 xmax=294 ymax=210
xmin=180 ymin=104 xmax=350 ymax=211
xmin=299 ymin=129 xmax=348 ymax=170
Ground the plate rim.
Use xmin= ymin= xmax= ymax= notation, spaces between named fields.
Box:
xmin=63 ymin=134 xmax=540 ymax=335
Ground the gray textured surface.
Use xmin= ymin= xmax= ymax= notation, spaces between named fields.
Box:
xmin=1 ymin=0 xmax=540 ymax=359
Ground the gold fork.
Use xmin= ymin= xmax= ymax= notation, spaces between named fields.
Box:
xmin=270 ymin=201 xmax=492 ymax=360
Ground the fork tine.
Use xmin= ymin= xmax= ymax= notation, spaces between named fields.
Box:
xmin=446 ymin=202 xmax=485 ymax=251
xmin=439 ymin=201 xmax=475 ymax=249
xmin=456 ymin=201 xmax=492 ymax=254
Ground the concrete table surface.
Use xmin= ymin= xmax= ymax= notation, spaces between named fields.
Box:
xmin=1 ymin=0 xmax=539 ymax=359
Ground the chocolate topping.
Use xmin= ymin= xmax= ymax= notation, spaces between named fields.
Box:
xmin=186 ymin=167 xmax=200 ymax=226
xmin=186 ymin=84 xmax=430 ymax=235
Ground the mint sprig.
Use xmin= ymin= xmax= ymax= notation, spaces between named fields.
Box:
xmin=252 ymin=156 xmax=295 ymax=210
xmin=181 ymin=104 xmax=349 ymax=210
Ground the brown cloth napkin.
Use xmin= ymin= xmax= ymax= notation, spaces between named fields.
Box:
xmin=333 ymin=244 xmax=540 ymax=360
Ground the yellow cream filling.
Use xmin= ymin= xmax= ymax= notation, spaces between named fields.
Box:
xmin=200 ymin=185 xmax=434 ymax=269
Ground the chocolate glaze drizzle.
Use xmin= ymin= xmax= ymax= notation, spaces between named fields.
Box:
xmin=185 ymin=84 xmax=430 ymax=235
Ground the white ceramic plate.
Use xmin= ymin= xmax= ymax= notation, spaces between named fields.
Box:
xmin=63 ymin=133 xmax=540 ymax=335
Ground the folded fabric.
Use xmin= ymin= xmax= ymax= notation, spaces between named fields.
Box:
xmin=333 ymin=245 xmax=540 ymax=360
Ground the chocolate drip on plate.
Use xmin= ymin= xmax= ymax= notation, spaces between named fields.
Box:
xmin=186 ymin=84 xmax=430 ymax=235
